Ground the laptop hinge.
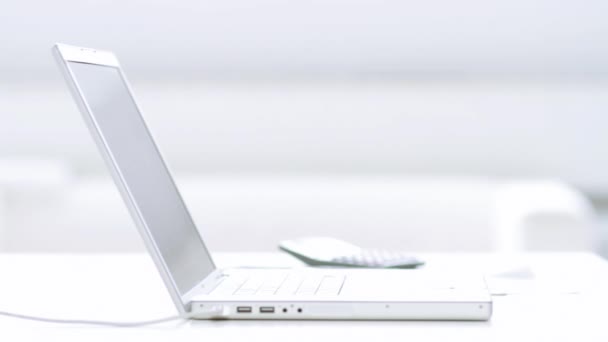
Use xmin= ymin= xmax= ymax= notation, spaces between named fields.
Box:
xmin=181 ymin=269 xmax=226 ymax=306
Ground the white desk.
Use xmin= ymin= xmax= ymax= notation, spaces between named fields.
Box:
xmin=1 ymin=252 xmax=608 ymax=341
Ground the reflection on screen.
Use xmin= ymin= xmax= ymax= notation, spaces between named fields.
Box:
xmin=68 ymin=62 xmax=214 ymax=295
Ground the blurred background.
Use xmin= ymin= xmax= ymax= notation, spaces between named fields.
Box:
xmin=1 ymin=0 xmax=608 ymax=256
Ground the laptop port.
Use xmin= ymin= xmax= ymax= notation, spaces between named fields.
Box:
xmin=237 ymin=306 xmax=252 ymax=313
xmin=260 ymin=306 xmax=275 ymax=313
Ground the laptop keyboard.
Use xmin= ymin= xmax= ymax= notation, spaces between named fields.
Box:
xmin=211 ymin=273 xmax=346 ymax=297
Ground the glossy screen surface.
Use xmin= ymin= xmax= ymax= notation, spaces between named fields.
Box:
xmin=68 ymin=61 xmax=214 ymax=295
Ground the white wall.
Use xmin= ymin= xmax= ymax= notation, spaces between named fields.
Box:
xmin=2 ymin=0 xmax=608 ymax=192
xmin=3 ymin=81 xmax=608 ymax=193
xmin=1 ymin=0 xmax=606 ymax=253
xmin=1 ymin=0 xmax=607 ymax=81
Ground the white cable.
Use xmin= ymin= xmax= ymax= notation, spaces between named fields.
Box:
xmin=0 ymin=310 xmax=195 ymax=327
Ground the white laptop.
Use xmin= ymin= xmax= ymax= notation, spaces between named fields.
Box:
xmin=52 ymin=43 xmax=492 ymax=321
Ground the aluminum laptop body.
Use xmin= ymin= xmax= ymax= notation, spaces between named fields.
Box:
xmin=53 ymin=43 xmax=492 ymax=320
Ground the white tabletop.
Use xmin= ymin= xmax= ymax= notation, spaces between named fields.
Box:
xmin=1 ymin=252 xmax=608 ymax=341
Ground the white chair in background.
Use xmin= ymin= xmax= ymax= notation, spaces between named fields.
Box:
xmin=494 ymin=180 xmax=596 ymax=251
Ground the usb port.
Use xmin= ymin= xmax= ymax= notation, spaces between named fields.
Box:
xmin=259 ymin=306 xmax=275 ymax=313
xmin=236 ymin=306 xmax=252 ymax=313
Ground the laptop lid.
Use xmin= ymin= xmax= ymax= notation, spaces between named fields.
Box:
xmin=53 ymin=43 xmax=215 ymax=313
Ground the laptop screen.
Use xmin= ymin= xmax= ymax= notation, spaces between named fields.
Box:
xmin=67 ymin=61 xmax=215 ymax=295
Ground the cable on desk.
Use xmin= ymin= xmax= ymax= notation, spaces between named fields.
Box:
xmin=0 ymin=310 xmax=195 ymax=327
